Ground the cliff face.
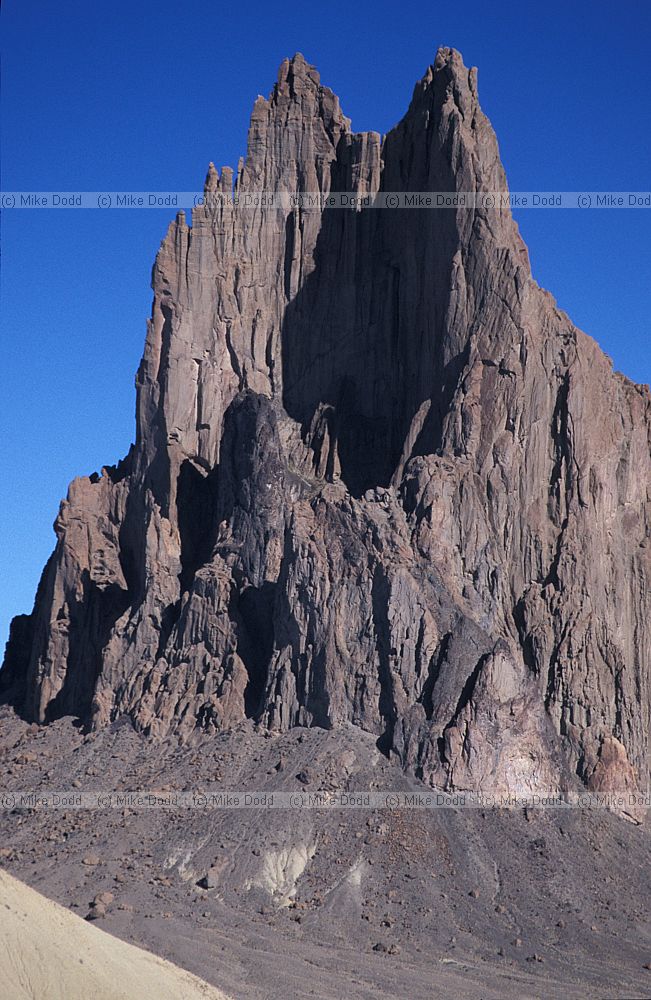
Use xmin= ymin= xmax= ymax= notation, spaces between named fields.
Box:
xmin=3 ymin=49 xmax=649 ymax=804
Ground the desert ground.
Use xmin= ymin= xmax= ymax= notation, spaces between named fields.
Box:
xmin=0 ymin=706 xmax=649 ymax=999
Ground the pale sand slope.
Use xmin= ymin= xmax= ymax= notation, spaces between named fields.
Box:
xmin=0 ymin=869 xmax=228 ymax=1000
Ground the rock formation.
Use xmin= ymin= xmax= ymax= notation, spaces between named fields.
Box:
xmin=3 ymin=49 xmax=649 ymax=804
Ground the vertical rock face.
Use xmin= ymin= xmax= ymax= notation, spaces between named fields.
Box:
xmin=3 ymin=49 xmax=650 ymax=802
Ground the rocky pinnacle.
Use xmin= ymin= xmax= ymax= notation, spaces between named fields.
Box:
xmin=3 ymin=49 xmax=649 ymax=814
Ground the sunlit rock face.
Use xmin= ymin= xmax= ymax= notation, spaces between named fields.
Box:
xmin=3 ymin=49 xmax=649 ymax=809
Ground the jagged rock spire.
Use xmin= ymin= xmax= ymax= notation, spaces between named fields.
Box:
xmin=2 ymin=50 xmax=649 ymax=816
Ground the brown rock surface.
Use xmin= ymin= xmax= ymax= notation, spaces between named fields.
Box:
xmin=2 ymin=48 xmax=649 ymax=807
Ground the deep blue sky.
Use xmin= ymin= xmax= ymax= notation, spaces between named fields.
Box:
xmin=1 ymin=0 xmax=650 ymax=650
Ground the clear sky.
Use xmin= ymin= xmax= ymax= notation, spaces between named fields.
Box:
xmin=1 ymin=0 xmax=650 ymax=651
